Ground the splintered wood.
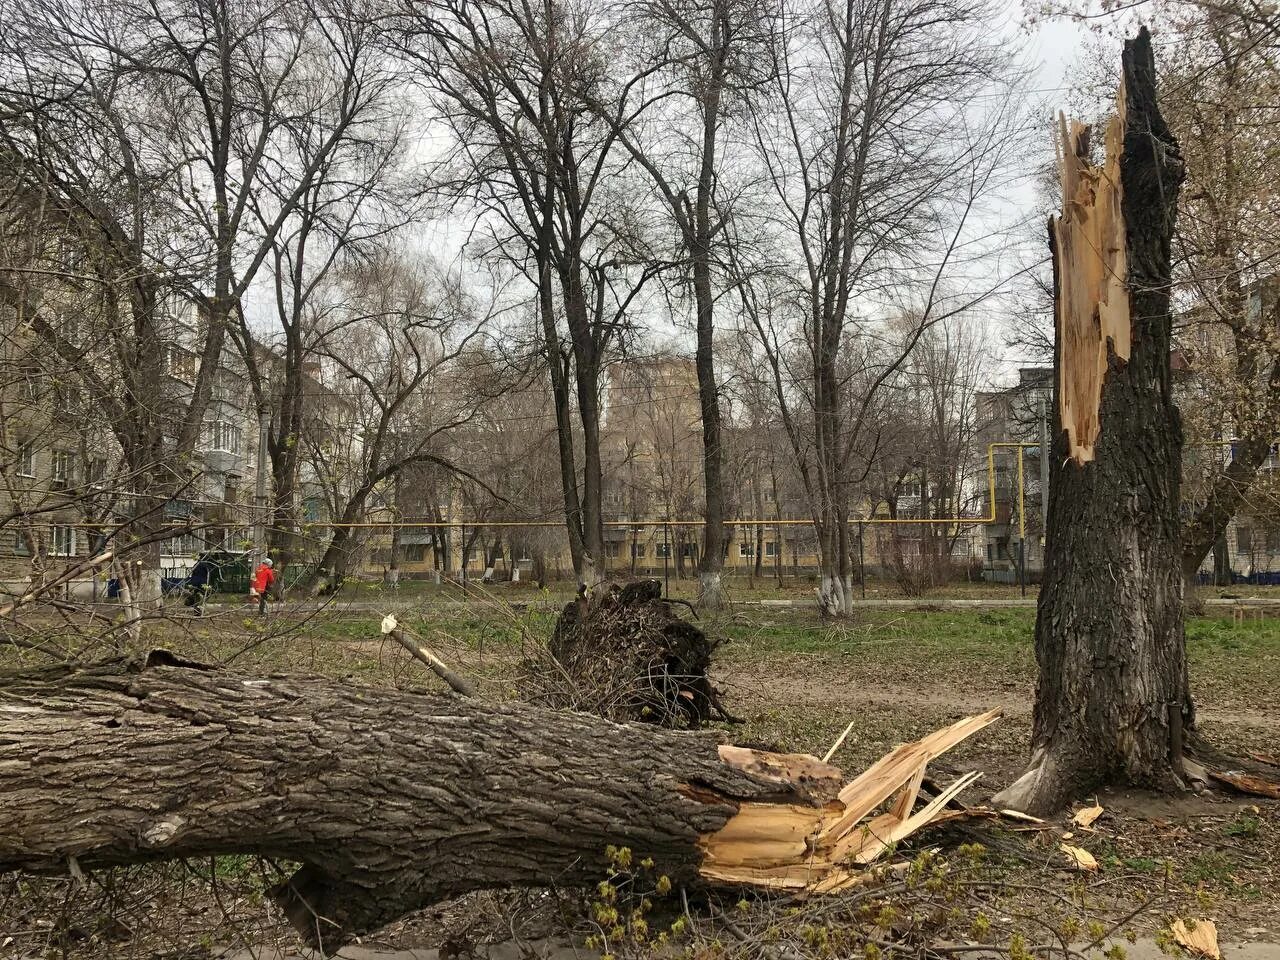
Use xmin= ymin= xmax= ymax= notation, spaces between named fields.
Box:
xmin=1052 ymin=85 xmax=1130 ymax=464
xmin=697 ymin=709 xmax=1002 ymax=894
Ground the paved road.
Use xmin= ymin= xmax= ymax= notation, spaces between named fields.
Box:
xmin=191 ymin=595 xmax=1280 ymax=614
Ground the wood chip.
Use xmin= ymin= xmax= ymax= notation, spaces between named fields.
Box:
xmin=1059 ymin=843 xmax=1099 ymax=872
xmin=1172 ymin=919 xmax=1220 ymax=960
xmin=1072 ymin=804 xmax=1104 ymax=828
xmin=823 ymin=719 xmax=857 ymax=763
xmin=1208 ymin=768 xmax=1280 ymax=799
xmin=999 ymin=808 xmax=1046 ymax=825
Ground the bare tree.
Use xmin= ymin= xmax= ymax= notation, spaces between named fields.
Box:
xmin=873 ymin=315 xmax=990 ymax=593
xmin=738 ymin=0 xmax=1028 ymax=614
xmin=590 ymin=0 xmax=778 ymax=606
xmin=995 ymin=30 xmax=1190 ymax=813
xmin=300 ymin=252 xmax=487 ymax=591
xmin=0 ymin=0 xmax=403 ymax=602
xmin=0 ymin=15 xmax=211 ymax=605
xmin=400 ymin=0 xmax=667 ymax=589
xmin=230 ymin=9 xmax=411 ymax=570
xmin=1152 ymin=14 xmax=1280 ymax=583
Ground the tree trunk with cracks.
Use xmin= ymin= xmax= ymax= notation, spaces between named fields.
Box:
xmin=1 ymin=656 xmax=859 ymax=953
xmin=995 ymin=29 xmax=1188 ymax=815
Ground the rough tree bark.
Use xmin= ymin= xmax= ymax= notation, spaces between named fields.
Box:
xmin=1 ymin=655 xmax=996 ymax=952
xmin=994 ymin=29 xmax=1188 ymax=815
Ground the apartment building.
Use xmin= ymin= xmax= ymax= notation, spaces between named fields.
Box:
xmin=0 ymin=256 xmax=267 ymax=592
xmin=0 ymin=302 xmax=114 ymax=588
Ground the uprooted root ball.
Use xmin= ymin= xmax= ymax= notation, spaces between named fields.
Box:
xmin=534 ymin=578 xmax=736 ymax=728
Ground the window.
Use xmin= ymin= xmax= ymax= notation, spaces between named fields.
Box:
xmin=605 ymin=541 xmax=622 ymax=559
xmin=15 ymin=442 xmax=36 ymax=478
xmin=55 ymin=381 xmax=83 ymax=409
xmin=164 ymin=499 xmax=193 ymax=519
xmin=654 ymin=542 xmax=671 ymax=559
xmin=224 ymin=478 xmax=239 ymax=504
xmin=56 ymin=237 xmax=83 ymax=273
xmin=18 ymin=363 xmax=40 ymax=401
xmin=51 ymin=449 xmax=74 ymax=489
xmin=204 ymin=420 xmax=242 ymax=454
xmin=680 ymin=542 xmax=697 ymax=558
xmin=53 ymin=308 xmax=80 ymax=343
xmin=50 ymin=525 xmax=76 ymax=557
xmin=13 ymin=531 xmax=30 ymax=556
xmin=210 ymin=372 xmax=243 ymax=403
xmin=165 ymin=534 xmax=199 ymax=557
xmin=631 ymin=543 xmax=646 ymax=559
xmin=764 ymin=541 xmax=778 ymax=558
xmin=163 ymin=345 xmax=197 ymax=381
xmin=739 ymin=541 xmax=754 ymax=558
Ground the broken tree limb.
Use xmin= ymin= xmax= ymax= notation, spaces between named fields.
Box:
xmin=0 ymin=657 xmax=1000 ymax=951
xmin=0 ymin=547 xmax=115 ymax=620
xmin=380 ymin=614 xmax=476 ymax=697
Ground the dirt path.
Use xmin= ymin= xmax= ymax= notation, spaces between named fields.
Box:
xmin=718 ymin=655 xmax=1280 ymax=733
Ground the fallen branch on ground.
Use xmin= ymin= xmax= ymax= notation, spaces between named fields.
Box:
xmin=380 ymin=613 xmax=476 ymax=697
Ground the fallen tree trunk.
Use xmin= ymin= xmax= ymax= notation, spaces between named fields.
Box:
xmin=0 ymin=653 xmax=998 ymax=952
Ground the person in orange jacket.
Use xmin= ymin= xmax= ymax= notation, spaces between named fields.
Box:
xmin=250 ymin=557 xmax=276 ymax=616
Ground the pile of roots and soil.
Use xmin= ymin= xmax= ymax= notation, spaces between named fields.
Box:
xmin=536 ymin=578 xmax=735 ymax=728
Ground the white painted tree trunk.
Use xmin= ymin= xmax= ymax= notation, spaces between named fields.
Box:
xmin=116 ymin=569 xmax=142 ymax=645
xmin=134 ymin=567 xmax=163 ymax=609
xmin=579 ymin=555 xmax=601 ymax=593
xmin=698 ymin=569 xmax=725 ymax=609
xmin=817 ymin=572 xmax=845 ymax=617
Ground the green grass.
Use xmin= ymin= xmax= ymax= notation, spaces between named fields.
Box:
xmin=711 ymin=606 xmax=1280 ymax=666
xmin=712 ymin=608 xmax=1037 ymax=665
xmin=220 ymin=604 xmax=1280 ymax=680
xmin=1187 ymin=614 xmax=1280 ymax=657
xmin=1182 ymin=851 xmax=1240 ymax=886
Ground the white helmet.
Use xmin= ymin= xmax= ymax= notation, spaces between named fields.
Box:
xmin=264 ymin=558 xmax=274 ymax=567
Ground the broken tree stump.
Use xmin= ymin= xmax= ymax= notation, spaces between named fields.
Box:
xmin=995 ymin=29 xmax=1189 ymax=814
xmin=543 ymin=578 xmax=733 ymax=727
xmin=0 ymin=655 xmax=999 ymax=952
